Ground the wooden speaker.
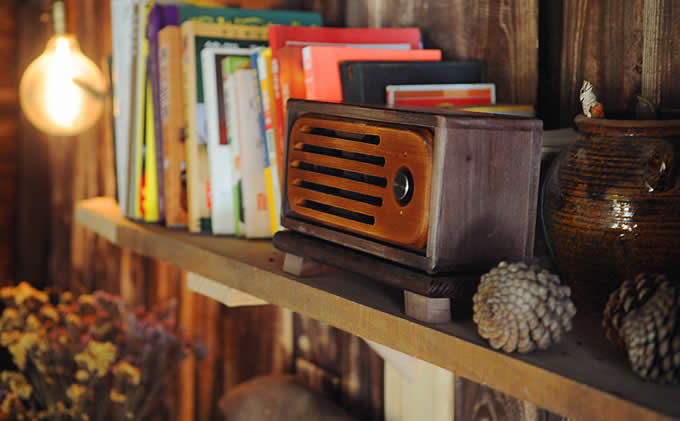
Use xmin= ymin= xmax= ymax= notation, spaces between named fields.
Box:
xmin=281 ymin=100 xmax=543 ymax=274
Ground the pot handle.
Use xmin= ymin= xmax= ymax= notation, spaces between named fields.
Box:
xmin=644 ymin=140 xmax=676 ymax=193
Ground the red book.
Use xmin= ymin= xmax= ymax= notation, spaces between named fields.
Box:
xmin=387 ymin=84 xmax=496 ymax=107
xmin=268 ymin=26 xmax=422 ymax=176
xmin=302 ymin=47 xmax=442 ymax=102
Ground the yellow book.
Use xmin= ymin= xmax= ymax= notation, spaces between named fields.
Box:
xmin=131 ymin=2 xmax=152 ymax=220
xmin=143 ymin=79 xmax=160 ymax=222
xmin=256 ymin=48 xmax=282 ymax=235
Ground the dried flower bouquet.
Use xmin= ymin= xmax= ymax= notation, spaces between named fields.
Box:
xmin=0 ymin=282 xmax=204 ymax=420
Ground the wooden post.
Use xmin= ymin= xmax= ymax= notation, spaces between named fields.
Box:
xmin=282 ymin=253 xmax=329 ymax=277
xmin=404 ymin=290 xmax=452 ymax=323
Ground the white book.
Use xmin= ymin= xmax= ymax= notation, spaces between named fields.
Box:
xmin=224 ymin=77 xmax=242 ymax=235
xmin=110 ymin=0 xmax=136 ymax=215
xmin=232 ymin=69 xmax=271 ymax=239
xmin=201 ymin=47 xmax=257 ymax=235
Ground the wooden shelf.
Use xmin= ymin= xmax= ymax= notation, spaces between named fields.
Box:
xmin=75 ymin=197 xmax=679 ymax=421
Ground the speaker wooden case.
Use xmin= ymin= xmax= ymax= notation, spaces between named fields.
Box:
xmin=281 ymin=100 xmax=543 ymax=274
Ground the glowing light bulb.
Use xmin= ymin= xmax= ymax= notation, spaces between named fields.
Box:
xmin=19 ymin=34 xmax=106 ymax=136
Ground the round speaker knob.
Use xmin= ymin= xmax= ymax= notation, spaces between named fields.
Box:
xmin=393 ymin=168 xmax=414 ymax=206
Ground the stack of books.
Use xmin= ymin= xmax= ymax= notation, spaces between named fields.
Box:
xmin=111 ymin=1 xmax=528 ymax=238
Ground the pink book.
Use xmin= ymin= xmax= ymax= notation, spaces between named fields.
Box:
xmin=302 ymin=46 xmax=442 ymax=102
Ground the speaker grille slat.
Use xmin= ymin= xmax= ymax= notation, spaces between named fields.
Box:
xmin=295 ymin=181 xmax=383 ymax=207
xmin=290 ymin=187 xmax=380 ymax=216
xmin=306 ymin=127 xmax=380 ymax=145
xmin=287 ymin=115 xmax=433 ymax=249
xmin=288 ymin=168 xmax=386 ymax=197
xmin=291 ymin=151 xmax=386 ymax=178
xmin=298 ymin=144 xmax=386 ymax=167
xmin=295 ymin=162 xmax=388 ymax=188
xmin=299 ymin=132 xmax=382 ymax=154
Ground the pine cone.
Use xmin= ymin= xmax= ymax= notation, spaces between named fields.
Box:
xmin=621 ymin=280 xmax=680 ymax=384
xmin=473 ymin=261 xmax=577 ymax=353
xmin=603 ymin=273 xmax=665 ymax=349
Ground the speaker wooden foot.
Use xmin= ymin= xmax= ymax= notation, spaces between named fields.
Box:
xmin=282 ymin=253 xmax=329 ymax=277
xmin=404 ymin=290 xmax=451 ymax=323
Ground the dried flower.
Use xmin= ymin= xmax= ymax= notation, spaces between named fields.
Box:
xmin=113 ymin=361 xmax=141 ymax=386
xmin=75 ymin=370 xmax=89 ymax=382
xmin=40 ymin=305 xmax=60 ymax=323
xmin=0 ymin=330 xmax=20 ymax=347
xmin=1 ymin=372 xmax=32 ymax=399
xmin=66 ymin=313 xmax=82 ymax=329
xmin=0 ymin=283 xmax=204 ymax=421
xmin=0 ymin=308 xmax=21 ymax=331
xmin=110 ymin=390 xmax=126 ymax=403
xmin=75 ymin=341 xmax=117 ymax=377
xmin=26 ymin=314 xmax=42 ymax=331
xmin=60 ymin=291 xmax=74 ymax=304
xmin=9 ymin=332 xmax=43 ymax=370
xmin=67 ymin=384 xmax=87 ymax=404
xmin=78 ymin=294 xmax=95 ymax=305
xmin=1 ymin=282 xmax=48 ymax=307
xmin=1 ymin=392 xmax=24 ymax=415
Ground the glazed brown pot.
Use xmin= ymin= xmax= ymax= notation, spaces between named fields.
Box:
xmin=542 ymin=114 xmax=680 ymax=315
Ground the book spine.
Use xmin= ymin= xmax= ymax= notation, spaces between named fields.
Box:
xmin=111 ymin=0 xmax=135 ymax=216
xmin=301 ymin=46 xmax=315 ymax=101
xmin=131 ymin=3 xmax=150 ymax=220
xmin=147 ymin=6 xmax=165 ymax=222
xmin=143 ymin=75 xmax=160 ymax=222
xmin=181 ymin=23 xmax=211 ymax=233
xmin=270 ymin=56 xmax=286 ymax=186
xmin=158 ymin=26 xmax=188 ymax=228
xmin=256 ymin=51 xmax=282 ymax=235
xmin=234 ymin=70 xmax=271 ymax=239
xmin=202 ymin=51 xmax=235 ymax=235
xmin=225 ymin=76 xmax=242 ymax=236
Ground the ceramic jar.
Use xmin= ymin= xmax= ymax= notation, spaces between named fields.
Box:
xmin=541 ymin=115 xmax=680 ymax=314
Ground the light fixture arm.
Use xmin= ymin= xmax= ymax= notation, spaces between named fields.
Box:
xmin=53 ymin=0 xmax=66 ymax=36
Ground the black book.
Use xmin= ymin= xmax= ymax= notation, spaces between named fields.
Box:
xmin=340 ymin=60 xmax=486 ymax=104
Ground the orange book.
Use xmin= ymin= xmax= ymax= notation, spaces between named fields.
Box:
xmin=278 ymin=46 xmax=307 ymax=120
xmin=301 ymin=47 xmax=442 ymax=102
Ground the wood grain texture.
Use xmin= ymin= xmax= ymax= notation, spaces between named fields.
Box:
xmin=0 ymin=2 xmax=18 ymax=284
xmin=553 ymin=0 xmax=644 ymax=127
xmin=16 ymin=0 xmax=51 ymax=288
xmin=74 ymin=198 xmax=680 ymax=421
xmin=294 ymin=314 xmax=384 ymax=420
xmin=641 ymin=0 xmax=680 ymax=109
xmin=435 ymin=124 xmax=542 ymax=271
xmin=455 ymin=377 xmax=567 ymax=421
xmin=345 ymin=0 xmax=538 ymax=105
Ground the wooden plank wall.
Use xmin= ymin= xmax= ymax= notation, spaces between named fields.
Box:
xmin=0 ymin=2 xmax=18 ymax=286
xmin=539 ymin=0 xmax=680 ymax=129
xmin=9 ymin=0 xmax=679 ymax=420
